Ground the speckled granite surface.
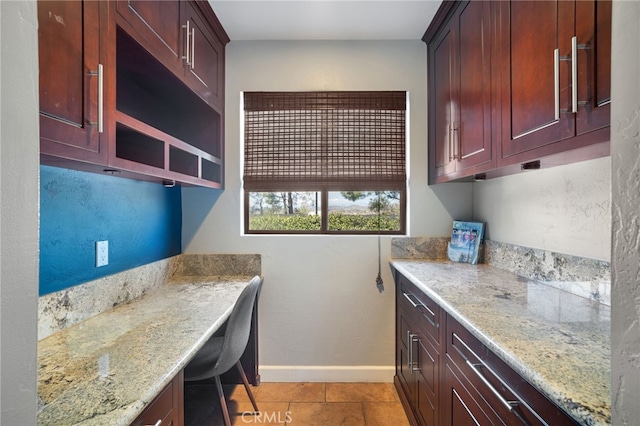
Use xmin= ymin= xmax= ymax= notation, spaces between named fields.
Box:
xmin=37 ymin=253 xmax=261 ymax=425
xmin=484 ymin=240 xmax=611 ymax=306
xmin=39 ymin=254 xmax=262 ymax=340
xmin=391 ymin=260 xmax=610 ymax=426
xmin=38 ymin=259 xmax=172 ymax=340
xmin=37 ymin=279 xmax=251 ymax=425
xmin=391 ymin=237 xmax=611 ymax=306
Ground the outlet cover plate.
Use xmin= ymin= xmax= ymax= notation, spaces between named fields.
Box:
xmin=96 ymin=240 xmax=108 ymax=267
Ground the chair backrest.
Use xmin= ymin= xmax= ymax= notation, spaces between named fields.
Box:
xmin=211 ymin=275 xmax=263 ymax=376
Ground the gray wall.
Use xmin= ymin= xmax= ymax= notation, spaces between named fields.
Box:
xmin=182 ymin=40 xmax=472 ymax=381
xmin=0 ymin=1 xmax=39 ymax=424
xmin=473 ymin=156 xmax=611 ymax=261
xmin=611 ymin=1 xmax=640 ymax=424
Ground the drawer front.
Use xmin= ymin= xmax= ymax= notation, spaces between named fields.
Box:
xmin=446 ymin=316 xmax=578 ymax=426
xmin=397 ymin=275 xmax=442 ymax=347
xmin=132 ymin=380 xmax=174 ymax=426
xmin=444 ymin=362 xmax=502 ymax=426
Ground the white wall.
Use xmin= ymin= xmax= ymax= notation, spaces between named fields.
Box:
xmin=611 ymin=1 xmax=640 ymax=424
xmin=0 ymin=1 xmax=40 ymax=424
xmin=182 ymin=40 xmax=472 ymax=381
xmin=473 ymin=156 xmax=611 ymax=260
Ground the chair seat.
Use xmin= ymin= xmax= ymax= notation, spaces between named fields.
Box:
xmin=184 ymin=336 xmax=224 ymax=381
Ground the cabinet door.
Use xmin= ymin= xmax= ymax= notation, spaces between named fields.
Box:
xmin=429 ymin=17 xmax=457 ymax=180
xmin=428 ymin=1 xmax=493 ymax=183
xmin=38 ymin=0 xmax=106 ymax=164
xmin=455 ymin=0 xmax=493 ymax=173
xmin=397 ymin=305 xmax=417 ymax=402
xmin=414 ymin=333 xmax=439 ymax=426
xmin=183 ymin=2 xmax=224 ymax=110
xmin=499 ymin=0 xmax=576 ymax=159
xmin=115 ymin=0 xmax=184 ymax=74
xmin=575 ymin=0 xmax=611 ymax=135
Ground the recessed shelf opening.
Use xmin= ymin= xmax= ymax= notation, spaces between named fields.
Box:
xmin=115 ymin=124 xmax=164 ymax=168
xmin=116 ymin=27 xmax=222 ymax=159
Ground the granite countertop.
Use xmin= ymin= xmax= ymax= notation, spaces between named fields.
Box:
xmin=391 ymin=259 xmax=610 ymax=426
xmin=37 ymin=277 xmax=252 ymax=425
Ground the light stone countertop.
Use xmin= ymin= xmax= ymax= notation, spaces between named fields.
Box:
xmin=391 ymin=260 xmax=610 ymax=426
xmin=37 ymin=278 xmax=251 ymax=425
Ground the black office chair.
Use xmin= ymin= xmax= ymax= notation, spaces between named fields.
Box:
xmin=184 ymin=275 xmax=263 ymax=426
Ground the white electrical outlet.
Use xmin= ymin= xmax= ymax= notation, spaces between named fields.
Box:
xmin=96 ymin=240 xmax=109 ymax=267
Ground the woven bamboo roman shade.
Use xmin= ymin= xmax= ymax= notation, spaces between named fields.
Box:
xmin=243 ymin=91 xmax=406 ymax=191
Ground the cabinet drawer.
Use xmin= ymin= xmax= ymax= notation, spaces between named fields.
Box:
xmin=397 ymin=275 xmax=442 ymax=347
xmin=132 ymin=370 xmax=184 ymax=426
xmin=446 ymin=316 xmax=578 ymax=426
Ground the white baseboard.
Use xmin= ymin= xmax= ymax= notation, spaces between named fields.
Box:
xmin=259 ymin=365 xmax=395 ymax=383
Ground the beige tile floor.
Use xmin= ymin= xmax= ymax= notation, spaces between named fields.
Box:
xmin=185 ymin=382 xmax=410 ymax=426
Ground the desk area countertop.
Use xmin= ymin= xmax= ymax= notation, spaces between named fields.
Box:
xmin=391 ymin=259 xmax=611 ymax=426
xmin=37 ymin=278 xmax=251 ymax=425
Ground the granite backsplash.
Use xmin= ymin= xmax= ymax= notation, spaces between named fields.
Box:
xmin=391 ymin=237 xmax=610 ymax=306
xmin=38 ymin=254 xmax=261 ymax=340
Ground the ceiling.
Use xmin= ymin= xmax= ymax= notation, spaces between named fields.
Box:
xmin=208 ymin=1 xmax=443 ymax=41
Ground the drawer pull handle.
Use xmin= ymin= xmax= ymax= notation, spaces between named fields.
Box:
xmin=466 ymin=360 xmax=521 ymax=413
xmin=402 ymin=292 xmax=419 ymax=308
xmin=453 ymin=333 xmax=529 ymax=424
xmin=402 ymin=292 xmax=437 ymax=326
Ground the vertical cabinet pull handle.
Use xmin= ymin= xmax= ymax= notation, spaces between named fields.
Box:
xmin=407 ymin=332 xmax=420 ymax=373
xmin=191 ymin=28 xmax=196 ymax=70
xmin=97 ymin=64 xmax=103 ymax=133
xmin=452 ymin=122 xmax=459 ymax=160
xmin=448 ymin=124 xmax=453 ymax=162
xmin=87 ymin=64 xmax=104 ymax=133
xmin=554 ymin=48 xmax=560 ymax=121
xmin=571 ymin=36 xmax=578 ymax=113
xmin=407 ymin=330 xmax=413 ymax=372
xmin=183 ymin=20 xmax=191 ymax=64
xmin=411 ymin=334 xmax=420 ymax=372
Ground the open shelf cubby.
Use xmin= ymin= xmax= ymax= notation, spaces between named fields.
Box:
xmin=115 ymin=26 xmax=222 ymax=185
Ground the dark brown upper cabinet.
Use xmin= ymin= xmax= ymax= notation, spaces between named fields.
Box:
xmin=38 ymin=0 xmax=109 ymax=166
xmin=115 ymin=0 xmax=227 ymax=111
xmin=424 ymin=0 xmax=611 ymax=184
xmin=427 ymin=0 xmax=494 ymax=184
xmin=498 ymin=0 xmax=611 ymax=165
xmin=39 ymin=0 xmax=229 ymax=189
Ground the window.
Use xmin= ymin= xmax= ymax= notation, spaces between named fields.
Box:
xmin=243 ymin=91 xmax=406 ymax=234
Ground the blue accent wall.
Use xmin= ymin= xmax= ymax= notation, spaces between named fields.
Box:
xmin=40 ymin=166 xmax=182 ymax=295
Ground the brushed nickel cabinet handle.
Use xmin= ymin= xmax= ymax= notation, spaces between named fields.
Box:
xmin=87 ymin=64 xmax=103 ymax=133
xmin=191 ymin=28 xmax=196 ymax=70
xmin=554 ymin=48 xmax=560 ymax=121
xmin=183 ymin=20 xmax=191 ymax=64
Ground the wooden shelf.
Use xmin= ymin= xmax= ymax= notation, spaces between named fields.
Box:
xmin=114 ymin=26 xmax=223 ymax=187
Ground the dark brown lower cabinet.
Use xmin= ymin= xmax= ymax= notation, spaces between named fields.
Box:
xmin=394 ymin=271 xmax=579 ymax=426
xmin=395 ymin=274 xmax=442 ymax=426
xmin=132 ymin=370 xmax=184 ymax=426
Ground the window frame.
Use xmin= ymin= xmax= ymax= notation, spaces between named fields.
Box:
xmin=242 ymin=91 xmax=407 ymax=235
xmin=243 ymin=190 xmax=406 ymax=235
